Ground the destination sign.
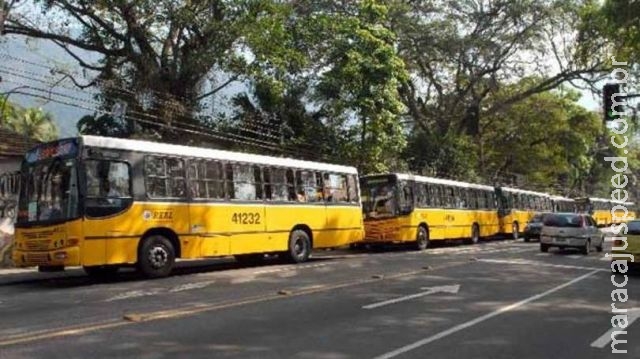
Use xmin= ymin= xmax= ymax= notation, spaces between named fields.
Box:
xmin=25 ymin=139 xmax=78 ymax=163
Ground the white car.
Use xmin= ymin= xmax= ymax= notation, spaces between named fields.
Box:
xmin=540 ymin=213 xmax=604 ymax=255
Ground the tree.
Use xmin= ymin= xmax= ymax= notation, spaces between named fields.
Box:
xmin=77 ymin=113 xmax=130 ymax=138
xmin=0 ymin=96 xmax=58 ymax=141
xmin=478 ymin=84 xmax=604 ymax=193
xmin=3 ymin=0 xmax=303 ymax=141
xmin=391 ymin=0 xmax=610 ymax=141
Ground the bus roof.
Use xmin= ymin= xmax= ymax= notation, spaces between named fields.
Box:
xmin=550 ymin=195 xmax=575 ymax=202
xmin=500 ymin=186 xmax=550 ymax=198
xmin=388 ymin=173 xmax=494 ymax=191
xmin=81 ymin=135 xmax=358 ymax=174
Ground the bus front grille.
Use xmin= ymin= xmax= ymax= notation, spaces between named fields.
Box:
xmin=25 ymin=253 xmax=50 ymax=265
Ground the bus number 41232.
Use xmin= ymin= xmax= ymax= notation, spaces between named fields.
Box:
xmin=231 ymin=212 xmax=261 ymax=225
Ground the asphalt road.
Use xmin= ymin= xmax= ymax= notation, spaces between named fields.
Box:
xmin=0 ymin=238 xmax=638 ymax=359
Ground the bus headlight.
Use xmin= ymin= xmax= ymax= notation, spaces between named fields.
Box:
xmin=53 ymin=252 xmax=68 ymax=260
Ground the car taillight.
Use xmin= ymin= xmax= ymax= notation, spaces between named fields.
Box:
xmin=614 ymin=239 xmax=624 ymax=247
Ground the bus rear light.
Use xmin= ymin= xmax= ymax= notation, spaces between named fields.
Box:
xmin=54 ymin=252 xmax=68 ymax=260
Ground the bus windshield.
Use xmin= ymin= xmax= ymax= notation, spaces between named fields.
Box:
xmin=18 ymin=158 xmax=79 ymax=224
xmin=360 ymin=176 xmax=398 ymax=218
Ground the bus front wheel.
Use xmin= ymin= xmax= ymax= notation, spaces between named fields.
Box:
xmin=286 ymin=229 xmax=311 ymax=263
xmin=138 ymin=235 xmax=175 ymax=278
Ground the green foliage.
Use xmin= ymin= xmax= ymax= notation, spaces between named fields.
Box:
xmin=0 ymin=97 xmax=58 ymax=142
xmin=77 ymin=113 xmax=130 ymax=138
xmin=479 ymin=84 xmax=606 ymax=193
xmin=315 ymin=0 xmax=408 ymax=173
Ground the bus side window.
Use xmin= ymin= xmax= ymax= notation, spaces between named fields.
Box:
xmin=286 ymin=169 xmax=296 ymax=202
xmin=232 ymin=163 xmax=256 ymax=201
xmin=254 ymin=165 xmax=264 ymax=200
xmin=166 ymin=158 xmax=186 ymax=198
xmin=225 ymin=163 xmax=235 ymax=200
xmin=263 ymin=167 xmax=273 ymax=200
xmin=347 ymin=175 xmax=359 ymax=204
xmin=270 ymin=168 xmax=287 ymax=201
xmin=324 ymin=173 xmax=348 ymax=203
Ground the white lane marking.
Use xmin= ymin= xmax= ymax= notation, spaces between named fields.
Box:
xmin=591 ymin=308 xmax=640 ymax=349
xmin=477 ymin=258 xmax=609 ymax=272
xmin=373 ymin=270 xmax=600 ymax=359
xmin=363 ymin=285 xmax=460 ymax=310
xmin=600 ymin=256 xmax=610 ymax=261
xmin=169 ymin=280 xmax=216 ymax=292
xmin=105 ymin=289 xmax=163 ymax=302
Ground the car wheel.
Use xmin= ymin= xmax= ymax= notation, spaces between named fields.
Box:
xmin=524 ymin=235 xmax=530 ymax=243
xmin=540 ymin=244 xmax=549 ymax=253
xmin=415 ymin=226 xmax=429 ymax=250
xmin=137 ymin=235 xmax=176 ymax=278
xmin=581 ymin=240 xmax=591 ymax=255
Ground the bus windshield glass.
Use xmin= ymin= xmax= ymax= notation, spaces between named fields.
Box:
xmin=17 ymin=158 xmax=79 ymax=224
xmin=360 ymin=176 xmax=398 ymax=218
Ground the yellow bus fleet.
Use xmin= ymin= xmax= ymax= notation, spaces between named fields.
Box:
xmin=9 ymin=137 xmax=637 ymax=278
xmin=12 ymin=136 xmax=363 ymax=278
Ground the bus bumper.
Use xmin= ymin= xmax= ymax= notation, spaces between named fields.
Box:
xmin=12 ymin=247 xmax=81 ymax=268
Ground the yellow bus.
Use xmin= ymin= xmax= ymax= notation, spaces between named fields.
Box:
xmin=625 ymin=202 xmax=637 ymax=221
xmin=611 ymin=200 xmax=635 ymax=224
xmin=575 ymin=197 xmax=614 ymax=226
xmin=495 ymin=187 xmax=553 ymax=239
xmin=12 ymin=136 xmax=364 ymax=278
xmin=550 ymin=195 xmax=576 ymax=213
xmin=359 ymin=173 xmax=500 ymax=248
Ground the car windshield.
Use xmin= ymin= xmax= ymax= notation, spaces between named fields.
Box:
xmin=17 ymin=159 xmax=79 ymax=224
xmin=530 ymin=214 xmax=545 ymax=223
xmin=543 ymin=213 xmax=583 ymax=228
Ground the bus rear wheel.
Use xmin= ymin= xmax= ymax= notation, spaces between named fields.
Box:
xmin=469 ymin=224 xmax=480 ymax=245
xmin=415 ymin=226 xmax=429 ymax=250
xmin=285 ymin=229 xmax=312 ymax=263
xmin=137 ymin=235 xmax=175 ymax=278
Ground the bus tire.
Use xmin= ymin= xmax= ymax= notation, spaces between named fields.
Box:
xmin=137 ymin=235 xmax=175 ymax=278
xmin=511 ymin=222 xmax=519 ymax=240
xmin=286 ymin=229 xmax=312 ymax=263
xmin=415 ymin=226 xmax=429 ymax=250
xmin=470 ymin=224 xmax=480 ymax=245
xmin=84 ymin=265 xmax=119 ymax=280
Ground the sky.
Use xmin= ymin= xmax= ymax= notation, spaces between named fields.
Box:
xmin=0 ymin=36 xmax=603 ymax=139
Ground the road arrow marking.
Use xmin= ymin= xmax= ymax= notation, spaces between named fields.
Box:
xmin=373 ymin=270 xmax=599 ymax=359
xmin=362 ymin=284 xmax=460 ymax=310
xmin=591 ymin=308 xmax=640 ymax=349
